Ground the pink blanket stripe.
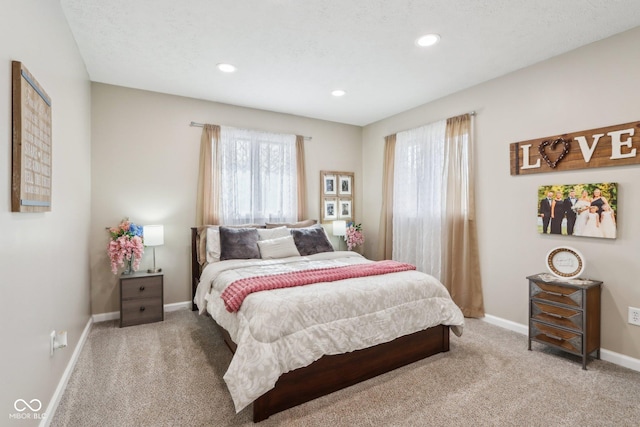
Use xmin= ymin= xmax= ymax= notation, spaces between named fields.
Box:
xmin=221 ymin=260 xmax=416 ymax=312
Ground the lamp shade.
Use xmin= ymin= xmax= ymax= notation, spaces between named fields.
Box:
xmin=332 ymin=220 xmax=346 ymax=237
xmin=143 ymin=225 xmax=164 ymax=246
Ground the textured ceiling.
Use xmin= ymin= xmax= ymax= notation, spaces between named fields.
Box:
xmin=61 ymin=0 xmax=640 ymax=126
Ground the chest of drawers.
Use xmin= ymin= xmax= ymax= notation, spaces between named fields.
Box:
xmin=120 ymin=272 xmax=164 ymax=327
xmin=527 ymin=274 xmax=602 ymax=370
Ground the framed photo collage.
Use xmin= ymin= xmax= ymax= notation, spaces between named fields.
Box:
xmin=320 ymin=170 xmax=354 ymax=223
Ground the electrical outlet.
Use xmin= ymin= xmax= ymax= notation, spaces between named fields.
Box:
xmin=629 ymin=307 xmax=640 ymax=326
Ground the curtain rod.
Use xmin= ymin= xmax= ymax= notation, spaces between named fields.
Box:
xmin=190 ymin=121 xmax=312 ymax=141
xmin=386 ymin=110 xmax=476 ymax=139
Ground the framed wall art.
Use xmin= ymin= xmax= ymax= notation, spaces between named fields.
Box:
xmin=538 ymin=182 xmax=617 ymax=239
xmin=510 ymin=120 xmax=640 ymax=175
xmin=11 ymin=61 xmax=52 ymax=212
xmin=321 ymin=170 xmax=354 ymax=223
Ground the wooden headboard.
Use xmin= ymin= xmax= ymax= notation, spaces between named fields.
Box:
xmin=190 ymin=227 xmax=201 ymax=311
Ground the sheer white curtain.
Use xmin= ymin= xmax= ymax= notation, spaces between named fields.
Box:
xmin=220 ymin=126 xmax=297 ymax=225
xmin=390 ymin=114 xmax=484 ymax=317
xmin=392 ymin=120 xmax=447 ymax=278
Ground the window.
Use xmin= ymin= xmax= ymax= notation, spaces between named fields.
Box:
xmin=392 ymin=119 xmax=447 ymax=277
xmin=219 ymin=127 xmax=297 ymax=224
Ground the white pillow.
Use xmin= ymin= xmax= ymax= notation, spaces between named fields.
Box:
xmin=206 ymin=227 xmax=221 ymax=263
xmin=258 ymin=235 xmax=300 ymax=259
xmin=257 ymin=226 xmax=290 ymax=241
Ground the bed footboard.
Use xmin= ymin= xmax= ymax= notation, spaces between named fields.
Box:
xmin=252 ymin=324 xmax=449 ymax=422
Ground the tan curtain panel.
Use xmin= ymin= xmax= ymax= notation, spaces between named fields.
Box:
xmin=443 ymin=114 xmax=484 ymax=317
xmin=296 ymin=135 xmax=307 ymax=220
xmin=196 ymin=124 xmax=221 ymax=226
xmin=377 ymin=134 xmax=396 ymax=260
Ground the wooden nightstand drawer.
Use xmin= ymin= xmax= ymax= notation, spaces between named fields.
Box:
xmin=530 ymin=320 xmax=582 ymax=355
xmin=121 ymin=276 xmax=163 ymax=300
xmin=121 ymin=297 xmax=163 ymax=327
xmin=119 ymin=272 xmax=164 ymax=327
xmin=531 ymin=300 xmax=582 ymax=332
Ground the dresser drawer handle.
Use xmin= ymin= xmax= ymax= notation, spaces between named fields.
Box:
xmin=544 ymin=290 xmax=564 ymax=297
xmin=543 ymin=332 xmax=563 ymax=341
xmin=547 ymin=312 xmax=565 ymax=319
xmin=139 ymin=306 xmax=146 ymax=312
xmin=139 ymin=286 xmax=145 ymax=291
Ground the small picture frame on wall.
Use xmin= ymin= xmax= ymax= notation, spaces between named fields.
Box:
xmin=321 ymin=170 xmax=354 ymax=223
xmin=323 ymin=198 xmax=338 ymax=221
xmin=339 ymin=175 xmax=352 ymax=195
xmin=323 ymin=174 xmax=337 ymax=195
xmin=338 ymin=199 xmax=352 ymax=219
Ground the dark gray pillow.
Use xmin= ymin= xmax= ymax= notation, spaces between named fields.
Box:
xmin=219 ymin=227 xmax=260 ymax=261
xmin=291 ymin=225 xmax=334 ymax=256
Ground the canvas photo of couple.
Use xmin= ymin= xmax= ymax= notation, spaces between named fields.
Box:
xmin=538 ymin=182 xmax=617 ymax=239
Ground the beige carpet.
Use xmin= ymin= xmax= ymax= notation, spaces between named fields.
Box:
xmin=51 ymin=309 xmax=640 ymax=426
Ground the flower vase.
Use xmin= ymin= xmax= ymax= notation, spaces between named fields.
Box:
xmin=122 ymin=256 xmax=134 ymax=275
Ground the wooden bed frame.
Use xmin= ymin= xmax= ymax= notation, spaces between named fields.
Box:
xmin=190 ymin=227 xmax=451 ymax=422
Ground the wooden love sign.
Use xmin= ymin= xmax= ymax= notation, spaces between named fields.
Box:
xmin=510 ymin=120 xmax=640 ymax=175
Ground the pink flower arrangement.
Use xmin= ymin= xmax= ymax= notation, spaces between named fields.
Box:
xmin=345 ymin=222 xmax=364 ymax=250
xmin=107 ymin=218 xmax=144 ymax=274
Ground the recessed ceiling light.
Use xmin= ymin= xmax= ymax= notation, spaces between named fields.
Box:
xmin=416 ymin=34 xmax=440 ymax=47
xmin=331 ymin=89 xmax=346 ymax=97
xmin=217 ymin=63 xmax=237 ymax=73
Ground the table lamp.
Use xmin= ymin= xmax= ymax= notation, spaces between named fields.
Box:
xmin=332 ymin=220 xmax=346 ymax=251
xmin=143 ymin=225 xmax=164 ymax=273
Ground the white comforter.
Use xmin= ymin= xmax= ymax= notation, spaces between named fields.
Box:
xmin=194 ymin=251 xmax=464 ymax=412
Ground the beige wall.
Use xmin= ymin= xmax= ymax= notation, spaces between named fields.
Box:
xmin=0 ymin=1 xmax=92 ymax=423
xmin=2 ymin=8 xmax=636 ymax=421
xmin=90 ymin=83 xmax=362 ymax=314
xmin=363 ymin=27 xmax=640 ymax=359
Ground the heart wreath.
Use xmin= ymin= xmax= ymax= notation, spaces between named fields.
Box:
xmin=538 ymin=138 xmax=571 ymax=168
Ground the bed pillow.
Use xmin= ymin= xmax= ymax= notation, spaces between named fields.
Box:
xmin=291 ymin=225 xmax=334 ymax=256
xmin=196 ymin=226 xmax=208 ymax=265
xmin=257 ymin=235 xmax=300 ymax=259
xmin=205 ymin=227 xmax=221 ymax=263
xmin=204 ymin=224 xmax=266 ymax=263
xmin=265 ymin=219 xmax=317 ymax=229
xmin=219 ymin=227 xmax=260 ymax=261
xmin=257 ymin=226 xmax=290 ymax=241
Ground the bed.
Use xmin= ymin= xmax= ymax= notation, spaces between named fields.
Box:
xmin=190 ymin=224 xmax=464 ymax=422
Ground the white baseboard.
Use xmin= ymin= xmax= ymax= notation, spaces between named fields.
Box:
xmin=91 ymin=311 xmax=119 ymax=322
xmin=600 ymin=348 xmax=640 ymax=372
xmin=40 ymin=317 xmax=93 ymax=427
xmin=482 ymin=314 xmax=640 ymax=372
xmin=164 ymin=301 xmax=192 ymax=312
xmin=91 ymin=301 xmax=192 ymax=323
xmin=482 ymin=314 xmax=529 ymax=335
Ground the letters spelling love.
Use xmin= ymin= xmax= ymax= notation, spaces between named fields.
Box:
xmin=509 ymin=121 xmax=640 ymax=175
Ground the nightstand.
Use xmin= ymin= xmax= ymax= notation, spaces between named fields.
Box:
xmin=119 ymin=271 xmax=164 ymax=327
xmin=527 ymin=273 xmax=602 ymax=369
